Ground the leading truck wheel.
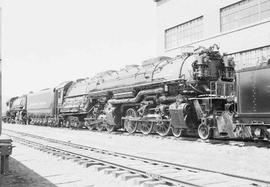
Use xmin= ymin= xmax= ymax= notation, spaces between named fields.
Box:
xmin=124 ymin=108 xmax=138 ymax=134
xmin=198 ymin=124 xmax=212 ymax=140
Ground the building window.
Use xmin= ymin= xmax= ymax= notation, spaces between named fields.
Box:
xmin=165 ymin=16 xmax=203 ymax=50
xmin=220 ymin=0 xmax=270 ymax=32
xmin=230 ymin=46 xmax=270 ymax=69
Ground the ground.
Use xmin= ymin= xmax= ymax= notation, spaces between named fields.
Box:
xmin=1 ymin=123 xmax=270 ymax=186
xmin=0 ymin=140 xmax=140 ymax=187
xmin=0 ymin=157 xmax=56 ymax=187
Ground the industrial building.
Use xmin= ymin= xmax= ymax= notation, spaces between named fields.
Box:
xmin=153 ymin=0 xmax=270 ymax=69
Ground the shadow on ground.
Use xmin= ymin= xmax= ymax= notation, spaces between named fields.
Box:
xmin=0 ymin=157 xmax=57 ymax=187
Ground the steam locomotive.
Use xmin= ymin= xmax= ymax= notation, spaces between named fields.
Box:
xmin=3 ymin=95 xmax=27 ymax=124
xmin=4 ymin=45 xmax=270 ymax=140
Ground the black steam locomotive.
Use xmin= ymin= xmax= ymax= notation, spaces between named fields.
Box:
xmin=4 ymin=45 xmax=270 ymax=140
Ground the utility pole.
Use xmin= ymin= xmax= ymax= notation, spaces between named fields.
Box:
xmin=0 ymin=7 xmax=12 ymax=175
xmin=0 ymin=7 xmax=2 ymax=136
xmin=0 ymin=63 xmax=1 ymax=136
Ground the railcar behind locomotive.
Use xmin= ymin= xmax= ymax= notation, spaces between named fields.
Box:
xmin=27 ymin=81 xmax=72 ymax=126
xmin=60 ymin=78 xmax=93 ymax=128
xmin=27 ymin=88 xmax=56 ymax=126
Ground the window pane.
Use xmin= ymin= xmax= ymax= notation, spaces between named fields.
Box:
xmin=230 ymin=46 xmax=270 ymax=69
xmin=220 ymin=0 xmax=270 ymax=32
xmin=164 ymin=17 xmax=203 ymax=50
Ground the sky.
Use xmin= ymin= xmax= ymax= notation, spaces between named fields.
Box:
xmin=1 ymin=0 xmax=157 ymax=98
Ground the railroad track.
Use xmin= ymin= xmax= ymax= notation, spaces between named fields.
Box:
xmin=5 ymin=124 xmax=270 ymax=149
xmin=4 ymin=129 xmax=270 ymax=187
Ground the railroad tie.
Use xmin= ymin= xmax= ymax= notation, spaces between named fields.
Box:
xmin=119 ymin=173 xmax=142 ymax=181
xmin=93 ymin=165 xmax=112 ymax=172
xmin=110 ymin=170 xmax=130 ymax=178
xmin=143 ymin=180 xmax=168 ymax=187
xmin=133 ymin=177 xmax=155 ymax=185
xmin=102 ymin=168 xmax=118 ymax=175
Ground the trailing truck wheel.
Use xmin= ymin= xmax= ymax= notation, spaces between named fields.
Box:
xmin=85 ymin=121 xmax=96 ymax=131
xmin=96 ymin=124 xmax=105 ymax=132
xmin=58 ymin=120 xmax=63 ymax=127
xmin=105 ymin=124 xmax=116 ymax=132
xmin=198 ymin=124 xmax=212 ymax=140
xmin=72 ymin=120 xmax=81 ymax=129
xmin=124 ymin=108 xmax=138 ymax=134
xmin=172 ymin=127 xmax=184 ymax=138
xmin=156 ymin=121 xmax=172 ymax=137
xmin=87 ymin=125 xmax=96 ymax=131
xmin=96 ymin=114 xmax=106 ymax=132
xmin=63 ymin=119 xmax=71 ymax=128
xmin=140 ymin=122 xmax=153 ymax=135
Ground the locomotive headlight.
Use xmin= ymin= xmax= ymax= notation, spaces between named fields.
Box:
xmin=254 ymin=128 xmax=261 ymax=137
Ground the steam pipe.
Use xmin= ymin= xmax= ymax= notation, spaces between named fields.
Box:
xmin=108 ymin=88 xmax=164 ymax=104
xmin=188 ymin=83 xmax=204 ymax=94
xmin=158 ymin=96 xmax=177 ymax=103
xmin=179 ymin=54 xmax=192 ymax=78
